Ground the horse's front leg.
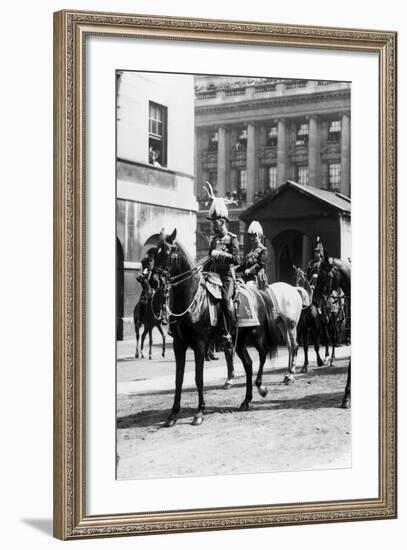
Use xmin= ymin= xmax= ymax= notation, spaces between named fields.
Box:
xmin=342 ymin=360 xmax=351 ymax=409
xmin=148 ymin=330 xmax=153 ymax=360
xmin=223 ymin=339 xmax=235 ymax=389
xmin=135 ymin=325 xmax=140 ymax=359
xmin=301 ymin=327 xmax=309 ymax=373
xmin=192 ymin=341 xmax=206 ymax=426
xmin=164 ymin=339 xmax=187 ymax=428
xmin=157 ymin=323 xmax=166 ymax=358
xmin=140 ymin=327 xmax=148 ymax=358
xmin=330 ymin=318 xmax=337 ymax=366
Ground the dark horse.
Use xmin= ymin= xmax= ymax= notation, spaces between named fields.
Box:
xmin=153 ymin=229 xmax=280 ymax=427
xmin=313 ymin=250 xmax=351 ymax=408
xmin=293 ymin=265 xmax=328 ymax=371
xmin=133 ymin=274 xmax=166 ymax=360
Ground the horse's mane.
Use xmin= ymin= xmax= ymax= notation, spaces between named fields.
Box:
xmin=173 ymin=239 xmax=196 ymax=269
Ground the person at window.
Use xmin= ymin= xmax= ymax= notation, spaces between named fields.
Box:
xmin=237 ymin=221 xmax=268 ymax=290
xmin=149 ymin=146 xmax=161 ymax=167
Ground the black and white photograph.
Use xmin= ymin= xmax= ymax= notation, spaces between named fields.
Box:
xmin=116 ymin=71 xmax=352 ymax=481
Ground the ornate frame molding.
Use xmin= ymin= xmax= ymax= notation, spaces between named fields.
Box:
xmin=54 ymin=10 xmax=397 ymax=540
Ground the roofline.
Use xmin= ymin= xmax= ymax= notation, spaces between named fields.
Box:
xmin=240 ymin=180 xmax=351 ymax=221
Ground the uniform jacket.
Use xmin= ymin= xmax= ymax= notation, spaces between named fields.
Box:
xmin=239 ymin=244 xmax=267 ymax=277
xmin=208 ymin=231 xmax=240 ymax=278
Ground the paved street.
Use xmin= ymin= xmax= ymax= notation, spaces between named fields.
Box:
xmin=117 ymin=332 xmax=351 ymax=396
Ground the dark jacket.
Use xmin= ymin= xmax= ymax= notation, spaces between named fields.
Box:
xmin=208 ymin=231 xmax=240 ymax=278
xmin=238 ymin=243 xmax=268 ymax=287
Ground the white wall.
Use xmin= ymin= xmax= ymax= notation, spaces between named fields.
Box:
xmin=118 ymin=71 xmax=195 ymax=175
xmin=1 ymin=1 xmax=405 ymax=550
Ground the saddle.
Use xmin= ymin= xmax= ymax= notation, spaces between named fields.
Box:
xmin=202 ymin=273 xmax=259 ymax=328
xmin=202 ymin=272 xmax=223 ymax=300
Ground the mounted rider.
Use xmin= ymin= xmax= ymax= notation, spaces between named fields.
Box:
xmin=136 ymin=250 xmax=155 ymax=321
xmin=306 ymin=236 xmax=324 ymax=288
xmin=237 ymin=220 xmax=268 ymax=290
xmin=204 ymin=182 xmax=241 ymax=346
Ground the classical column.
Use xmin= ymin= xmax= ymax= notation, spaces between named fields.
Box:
xmin=341 ymin=112 xmax=351 ymax=197
xmin=308 ymin=115 xmax=320 ymax=187
xmin=246 ymin=121 xmax=257 ymax=203
xmin=217 ymin=126 xmax=227 ymax=197
xmin=277 ymin=118 xmax=288 ymax=187
xmin=194 ymin=129 xmax=201 ymax=197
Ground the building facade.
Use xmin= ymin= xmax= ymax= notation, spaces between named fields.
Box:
xmin=195 ymin=76 xmax=351 ymax=267
xmin=116 ymin=71 xmax=197 ymax=338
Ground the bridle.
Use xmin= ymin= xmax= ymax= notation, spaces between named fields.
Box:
xmin=153 ymin=242 xmax=211 ymax=320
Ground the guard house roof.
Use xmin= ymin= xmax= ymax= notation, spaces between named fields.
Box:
xmin=241 ymin=180 xmax=351 ymax=221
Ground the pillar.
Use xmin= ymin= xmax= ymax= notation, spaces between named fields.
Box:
xmin=246 ymin=121 xmax=257 ymax=203
xmin=308 ymin=115 xmax=320 ymax=187
xmin=217 ymin=126 xmax=227 ymax=197
xmin=277 ymin=118 xmax=288 ymax=187
xmin=341 ymin=112 xmax=351 ymax=197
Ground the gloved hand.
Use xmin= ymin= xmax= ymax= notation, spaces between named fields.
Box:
xmin=211 ymin=249 xmax=221 ymax=259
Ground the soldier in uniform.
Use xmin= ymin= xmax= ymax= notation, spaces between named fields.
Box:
xmin=206 ymin=190 xmax=241 ymax=345
xmin=237 ymin=220 xmax=268 ymax=290
xmin=306 ymin=236 xmax=324 ymax=288
xmin=136 ymin=250 xmax=155 ymax=321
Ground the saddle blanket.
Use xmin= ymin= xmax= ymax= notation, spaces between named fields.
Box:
xmin=206 ymin=284 xmax=260 ymax=328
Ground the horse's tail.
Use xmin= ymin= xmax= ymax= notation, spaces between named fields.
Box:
xmin=258 ymin=290 xmax=280 ymax=359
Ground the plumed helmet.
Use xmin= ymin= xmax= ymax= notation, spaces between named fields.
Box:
xmin=248 ymin=220 xmax=263 ymax=236
xmin=204 ymin=181 xmax=236 ymax=222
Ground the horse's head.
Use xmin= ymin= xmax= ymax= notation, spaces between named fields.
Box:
xmin=293 ymin=265 xmax=306 ymax=287
xmin=153 ymin=228 xmax=178 ymax=278
xmin=313 ymin=249 xmax=335 ymax=304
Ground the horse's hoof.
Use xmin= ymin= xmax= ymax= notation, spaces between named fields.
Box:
xmin=163 ymin=417 xmax=177 ymax=428
xmin=283 ymin=375 xmax=295 ymax=385
xmin=317 ymin=360 xmax=323 ymax=367
xmin=191 ymin=414 xmax=204 ymax=426
xmin=301 ymin=366 xmax=308 ymax=373
xmin=341 ymin=398 xmax=351 ymax=409
xmin=135 ymin=353 xmax=139 ymax=359
xmin=223 ymin=381 xmax=233 ymax=390
xmin=162 ymin=352 xmax=165 ymax=358
xmin=149 ymin=356 xmax=152 ymax=361
xmin=257 ymin=384 xmax=267 ymax=398
xmin=239 ymin=401 xmax=250 ymax=411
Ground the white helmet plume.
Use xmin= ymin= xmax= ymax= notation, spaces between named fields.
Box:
xmin=203 ymin=181 xmax=237 ymax=221
xmin=248 ymin=220 xmax=263 ymax=236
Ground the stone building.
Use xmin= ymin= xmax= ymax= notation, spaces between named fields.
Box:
xmin=194 ymin=76 xmax=351 ymax=271
xmin=116 ymin=71 xmax=197 ymax=338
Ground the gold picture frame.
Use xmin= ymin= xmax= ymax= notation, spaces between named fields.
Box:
xmin=53 ymin=9 xmax=397 ymax=540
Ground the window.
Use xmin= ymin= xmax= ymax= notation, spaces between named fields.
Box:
xmin=266 ymin=126 xmax=278 ymax=147
xmin=208 ymin=131 xmax=218 ymax=151
xmin=235 ymin=127 xmax=247 ymax=151
xmin=297 ymin=166 xmax=309 ymax=186
xmin=149 ymin=101 xmax=167 ymax=167
xmin=328 ymin=163 xmax=341 ymax=191
xmin=268 ymin=166 xmax=277 ymax=189
xmin=238 ymin=169 xmax=247 ymax=191
xmin=328 ymin=120 xmax=341 ymax=142
xmin=296 ymin=122 xmax=309 ymax=146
